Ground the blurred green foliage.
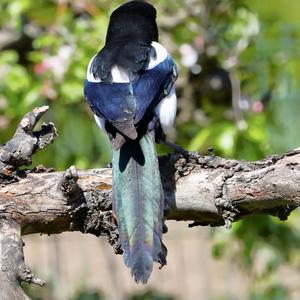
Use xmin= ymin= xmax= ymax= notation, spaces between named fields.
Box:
xmin=23 ymin=282 xmax=173 ymax=300
xmin=72 ymin=290 xmax=104 ymax=300
xmin=2 ymin=0 xmax=300 ymax=299
xmin=127 ymin=290 xmax=174 ymax=300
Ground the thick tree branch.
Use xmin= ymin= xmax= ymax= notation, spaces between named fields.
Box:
xmin=0 ymin=107 xmax=299 ymax=298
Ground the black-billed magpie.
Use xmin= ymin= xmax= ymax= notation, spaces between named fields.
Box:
xmin=84 ymin=0 xmax=178 ymax=284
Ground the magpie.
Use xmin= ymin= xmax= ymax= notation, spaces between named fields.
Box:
xmin=84 ymin=0 xmax=178 ymax=283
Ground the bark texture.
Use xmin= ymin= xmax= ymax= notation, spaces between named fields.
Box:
xmin=0 ymin=107 xmax=299 ymax=298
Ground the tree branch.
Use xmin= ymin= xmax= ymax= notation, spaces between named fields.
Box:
xmin=0 ymin=219 xmax=45 ymax=300
xmin=0 ymin=106 xmax=57 ymax=172
xmin=1 ymin=107 xmax=299 ymax=298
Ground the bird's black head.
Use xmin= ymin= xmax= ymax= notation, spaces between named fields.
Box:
xmin=106 ymin=1 xmax=158 ymax=45
xmin=92 ymin=1 xmax=159 ymax=83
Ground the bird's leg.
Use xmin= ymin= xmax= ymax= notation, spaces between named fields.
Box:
xmin=163 ymin=140 xmax=188 ymax=154
xmin=154 ymin=122 xmax=189 ymax=155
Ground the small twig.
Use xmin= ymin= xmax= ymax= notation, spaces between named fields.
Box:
xmin=60 ymin=165 xmax=80 ymax=196
xmin=18 ymin=266 xmax=46 ymax=287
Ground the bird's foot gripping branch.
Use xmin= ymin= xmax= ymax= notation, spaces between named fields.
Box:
xmin=1 ymin=107 xmax=300 ymax=298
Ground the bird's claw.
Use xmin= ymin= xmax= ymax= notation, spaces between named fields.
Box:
xmin=164 ymin=140 xmax=190 ymax=155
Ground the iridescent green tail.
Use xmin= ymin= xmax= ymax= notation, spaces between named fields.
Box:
xmin=112 ymin=131 xmax=166 ymax=283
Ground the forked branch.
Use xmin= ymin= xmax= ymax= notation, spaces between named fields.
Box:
xmin=0 ymin=107 xmax=299 ymax=299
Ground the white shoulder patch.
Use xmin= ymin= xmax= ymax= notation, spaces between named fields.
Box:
xmin=155 ymin=86 xmax=177 ymax=133
xmin=94 ymin=114 xmax=106 ymax=132
xmin=87 ymin=42 xmax=167 ymax=83
xmin=86 ymin=54 xmax=130 ymax=83
xmin=148 ymin=42 xmax=168 ymax=70
xmin=86 ymin=55 xmax=101 ymax=82
xmin=111 ymin=65 xmax=130 ymax=83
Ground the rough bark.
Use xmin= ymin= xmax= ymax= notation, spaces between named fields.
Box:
xmin=0 ymin=219 xmax=45 ymax=300
xmin=0 ymin=107 xmax=299 ymax=298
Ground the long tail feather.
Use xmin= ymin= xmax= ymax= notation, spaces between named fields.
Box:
xmin=111 ymin=131 xmax=165 ymax=283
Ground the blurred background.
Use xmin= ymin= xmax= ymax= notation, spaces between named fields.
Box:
xmin=1 ymin=0 xmax=300 ymax=299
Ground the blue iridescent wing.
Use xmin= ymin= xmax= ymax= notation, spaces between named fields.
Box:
xmin=133 ymin=55 xmax=177 ymax=124
xmin=84 ymin=55 xmax=177 ymax=127
xmin=84 ymin=81 xmax=135 ymax=123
